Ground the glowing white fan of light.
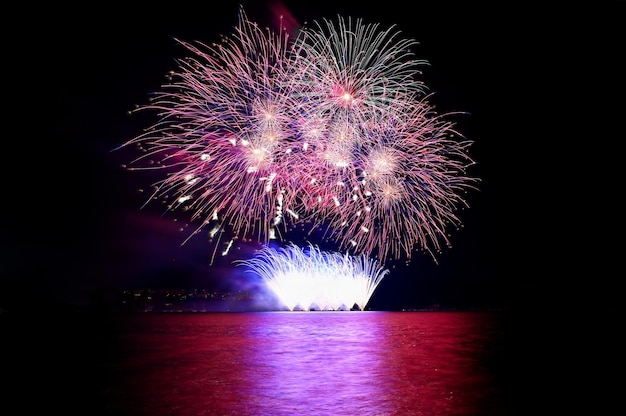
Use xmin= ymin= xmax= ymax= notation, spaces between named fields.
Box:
xmin=235 ymin=243 xmax=389 ymax=311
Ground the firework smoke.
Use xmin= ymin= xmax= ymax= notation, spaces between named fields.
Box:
xmin=117 ymin=6 xmax=479 ymax=265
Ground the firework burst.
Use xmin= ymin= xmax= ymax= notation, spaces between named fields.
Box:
xmin=313 ymin=99 xmax=477 ymax=263
xmin=235 ymin=243 xmax=389 ymax=311
xmin=119 ymin=8 xmax=303 ymax=256
xmin=117 ymin=6 xmax=479 ymax=265
xmin=286 ymin=15 xmax=427 ymax=129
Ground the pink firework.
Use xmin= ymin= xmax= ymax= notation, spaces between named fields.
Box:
xmin=120 ymin=7 xmax=306 ymax=261
xmin=314 ymin=99 xmax=478 ymax=263
xmin=118 ymin=7 xmax=479 ymax=265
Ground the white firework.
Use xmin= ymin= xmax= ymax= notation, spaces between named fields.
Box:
xmin=235 ymin=243 xmax=389 ymax=311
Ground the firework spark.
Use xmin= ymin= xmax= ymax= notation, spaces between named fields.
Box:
xmin=235 ymin=243 xmax=389 ymax=311
xmin=117 ymin=6 xmax=479 ymax=265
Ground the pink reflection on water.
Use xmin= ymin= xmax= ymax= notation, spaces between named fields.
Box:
xmin=239 ymin=312 xmax=395 ymax=414
xmin=106 ymin=311 xmax=503 ymax=415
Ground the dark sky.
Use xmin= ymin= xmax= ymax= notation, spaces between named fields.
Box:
xmin=3 ymin=1 xmax=622 ymax=312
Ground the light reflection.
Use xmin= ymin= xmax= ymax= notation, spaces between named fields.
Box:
xmin=105 ymin=312 xmax=502 ymax=415
xmin=243 ymin=312 xmax=395 ymax=414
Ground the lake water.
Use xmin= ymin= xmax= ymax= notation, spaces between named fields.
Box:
xmin=4 ymin=309 xmax=612 ymax=415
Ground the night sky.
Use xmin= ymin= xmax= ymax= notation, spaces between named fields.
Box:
xmin=2 ymin=1 xmax=622 ymax=313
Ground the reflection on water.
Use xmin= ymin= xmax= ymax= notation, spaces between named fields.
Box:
xmin=241 ymin=312 xmax=394 ymax=415
xmin=100 ymin=311 xmax=507 ymax=415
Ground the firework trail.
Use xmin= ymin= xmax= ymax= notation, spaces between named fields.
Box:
xmin=117 ymin=6 xmax=479 ymax=265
